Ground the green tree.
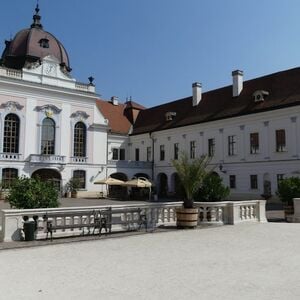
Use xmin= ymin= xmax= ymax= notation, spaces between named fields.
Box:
xmin=277 ymin=177 xmax=300 ymax=206
xmin=7 ymin=176 xmax=59 ymax=209
xmin=172 ymin=152 xmax=211 ymax=208
xmin=194 ymin=173 xmax=230 ymax=202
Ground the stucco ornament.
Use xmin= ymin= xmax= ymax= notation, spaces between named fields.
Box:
xmin=36 ymin=104 xmax=62 ymax=116
xmin=0 ymin=101 xmax=24 ymax=112
xmin=70 ymin=111 xmax=90 ymax=122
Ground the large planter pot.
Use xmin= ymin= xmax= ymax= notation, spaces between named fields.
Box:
xmin=176 ymin=207 xmax=199 ymax=228
xmin=284 ymin=204 xmax=294 ymax=217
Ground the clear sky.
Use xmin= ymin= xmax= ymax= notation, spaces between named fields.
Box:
xmin=0 ymin=0 xmax=300 ymax=107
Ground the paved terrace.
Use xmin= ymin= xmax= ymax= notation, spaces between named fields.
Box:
xmin=0 ymin=222 xmax=299 ymax=299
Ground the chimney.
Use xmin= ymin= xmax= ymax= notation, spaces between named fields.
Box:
xmin=232 ymin=70 xmax=243 ymax=97
xmin=111 ymin=96 xmax=119 ymax=106
xmin=192 ymin=82 xmax=202 ymax=106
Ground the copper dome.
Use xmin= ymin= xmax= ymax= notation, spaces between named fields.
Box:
xmin=1 ymin=5 xmax=71 ymax=72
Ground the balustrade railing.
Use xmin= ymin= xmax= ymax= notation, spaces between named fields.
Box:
xmin=0 ymin=200 xmax=267 ymax=242
xmin=29 ymin=154 xmax=66 ymax=164
xmin=107 ymin=160 xmax=152 ymax=169
xmin=70 ymin=156 xmax=88 ymax=163
xmin=0 ymin=153 xmax=21 ymax=161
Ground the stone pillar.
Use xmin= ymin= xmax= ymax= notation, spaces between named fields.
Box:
xmin=258 ymin=200 xmax=267 ymax=223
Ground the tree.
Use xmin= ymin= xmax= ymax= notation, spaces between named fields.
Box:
xmin=7 ymin=176 xmax=59 ymax=209
xmin=172 ymin=152 xmax=211 ymax=208
xmin=277 ymin=177 xmax=300 ymax=206
xmin=194 ymin=173 xmax=230 ymax=202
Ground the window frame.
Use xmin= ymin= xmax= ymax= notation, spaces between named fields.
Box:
xmin=208 ymin=138 xmax=215 ymax=157
xmin=229 ymin=175 xmax=236 ymax=189
xmin=228 ymin=135 xmax=237 ymax=156
xmin=73 ymin=170 xmax=86 ymax=189
xmin=73 ymin=122 xmax=87 ymax=157
xmin=41 ymin=118 xmax=56 ymax=155
xmin=174 ymin=143 xmax=179 ymax=160
xmin=160 ymin=145 xmax=165 ymax=161
xmin=190 ymin=141 xmax=196 ymax=159
xmin=3 ymin=113 xmax=20 ymax=154
xmin=250 ymin=174 xmax=258 ymax=189
xmin=2 ymin=168 xmax=18 ymax=189
xmin=276 ymin=129 xmax=286 ymax=152
xmin=250 ymin=132 xmax=259 ymax=154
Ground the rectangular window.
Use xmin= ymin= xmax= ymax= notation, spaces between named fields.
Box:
xmin=190 ymin=141 xmax=196 ymax=159
xmin=2 ymin=168 xmax=18 ymax=189
xmin=276 ymin=129 xmax=286 ymax=152
xmin=250 ymin=175 xmax=258 ymax=189
xmin=73 ymin=170 xmax=86 ymax=189
xmin=147 ymin=147 xmax=152 ymax=162
xmin=250 ymin=133 xmax=259 ymax=154
xmin=119 ymin=148 xmax=125 ymax=160
xmin=174 ymin=143 xmax=179 ymax=160
xmin=112 ymin=148 xmax=118 ymax=160
xmin=229 ymin=175 xmax=236 ymax=189
xmin=208 ymin=138 xmax=215 ymax=157
xmin=228 ymin=135 xmax=237 ymax=156
xmin=160 ymin=145 xmax=165 ymax=161
xmin=277 ymin=174 xmax=284 ymax=188
xmin=135 ymin=148 xmax=140 ymax=161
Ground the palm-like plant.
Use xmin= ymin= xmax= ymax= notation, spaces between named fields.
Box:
xmin=172 ymin=152 xmax=211 ymax=208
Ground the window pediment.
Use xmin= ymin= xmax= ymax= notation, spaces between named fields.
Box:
xmin=36 ymin=104 xmax=62 ymax=118
xmin=70 ymin=111 xmax=90 ymax=121
xmin=0 ymin=101 xmax=24 ymax=112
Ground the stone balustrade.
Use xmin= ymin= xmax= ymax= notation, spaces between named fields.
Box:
xmin=0 ymin=153 xmax=22 ymax=161
xmin=0 ymin=200 xmax=267 ymax=242
xmin=70 ymin=156 xmax=88 ymax=163
xmin=29 ymin=154 xmax=66 ymax=164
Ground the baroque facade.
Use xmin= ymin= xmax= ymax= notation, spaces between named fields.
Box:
xmin=0 ymin=6 xmax=300 ymax=200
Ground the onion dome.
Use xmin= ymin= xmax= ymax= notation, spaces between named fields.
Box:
xmin=0 ymin=5 xmax=71 ymax=72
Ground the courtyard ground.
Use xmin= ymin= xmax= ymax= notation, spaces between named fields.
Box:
xmin=0 ymin=222 xmax=299 ymax=299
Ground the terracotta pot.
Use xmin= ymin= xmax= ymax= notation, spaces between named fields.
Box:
xmin=176 ymin=207 xmax=199 ymax=228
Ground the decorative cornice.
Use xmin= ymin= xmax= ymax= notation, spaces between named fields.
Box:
xmin=35 ymin=104 xmax=62 ymax=118
xmin=0 ymin=101 xmax=24 ymax=112
xmin=70 ymin=110 xmax=90 ymax=120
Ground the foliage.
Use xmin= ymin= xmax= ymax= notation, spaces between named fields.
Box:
xmin=7 ymin=176 xmax=59 ymax=209
xmin=276 ymin=177 xmax=300 ymax=205
xmin=194 ymin=173 xmax=230 ymax=202
xmin=172 ymin=152 xmax=211 ymax=208
xmin=66 ymin=177 xmax=82 ymax=192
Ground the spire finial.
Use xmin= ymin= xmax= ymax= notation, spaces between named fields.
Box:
xmin=31 ymin=1 xmax=43 ymax=29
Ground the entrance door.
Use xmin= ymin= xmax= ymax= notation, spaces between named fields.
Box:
xmin=32 ymin=169 xmax=62 ymax=191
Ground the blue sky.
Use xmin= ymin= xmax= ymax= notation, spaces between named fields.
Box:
xmin=0 ymin=0 xmax=300 ymax=107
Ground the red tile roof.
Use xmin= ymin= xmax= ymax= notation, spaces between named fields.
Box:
xmin=96 ymin=99 xmax=132 ymax=135
xmin=132 ymin=67 xmax=300 ymax=135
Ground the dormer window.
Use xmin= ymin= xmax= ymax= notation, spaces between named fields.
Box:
xmin=253 ymin=90 xmax=269 ymax=102
xmin=39 ymin=38 xmax=49 ymax=48
xmin=165 ymin=111 xmax=177 ymax=121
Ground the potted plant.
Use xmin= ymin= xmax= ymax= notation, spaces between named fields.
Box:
xmin=172 ymin=152 xmax=211 ymax=228
xmin=276 ymin=177 xmax=300 ymax=217
xmin=66 ymin=178 xmax=82 ymax=198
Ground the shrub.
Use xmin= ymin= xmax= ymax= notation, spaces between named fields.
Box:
xmin=7 ymin=176 xmax=59 ymax=209
xmin=194 ymin=173 xmax=230 ymax=202
xmin=277 ymin=177 xmax=300 ymax=206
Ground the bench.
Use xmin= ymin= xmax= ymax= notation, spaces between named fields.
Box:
xmin=42 ymin=207 xmax=148 ymax=240
xmin=98 ymin=207 xmax=148 ymax=235
xmin=42 ymin=210 xmax=101 ymax=241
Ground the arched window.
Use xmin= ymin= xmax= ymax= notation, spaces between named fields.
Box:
xmin=3 ymin=114 xmax=20 ymax=153
xmin=2 ymin=168 xmax=18 ymax=189
xmin=41 ymin=118 xmax=55 ymax=155
xmin=74 ymin=122 xmax=86 ymax=157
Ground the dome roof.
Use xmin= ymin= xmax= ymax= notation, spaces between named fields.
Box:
xmin=1 ymin=5 xmax=71 ymax=72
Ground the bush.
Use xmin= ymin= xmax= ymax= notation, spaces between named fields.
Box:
xmin=7 ymin=176 xmax=59 ymax=209
xmin=194 ymin=173 xmax=230 ymax=202
xmin=277 ymin=177 xmax=300 ymax=206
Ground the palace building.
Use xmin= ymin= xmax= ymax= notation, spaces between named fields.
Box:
xmin=0 ymin=6 xmax=300 ymax=200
